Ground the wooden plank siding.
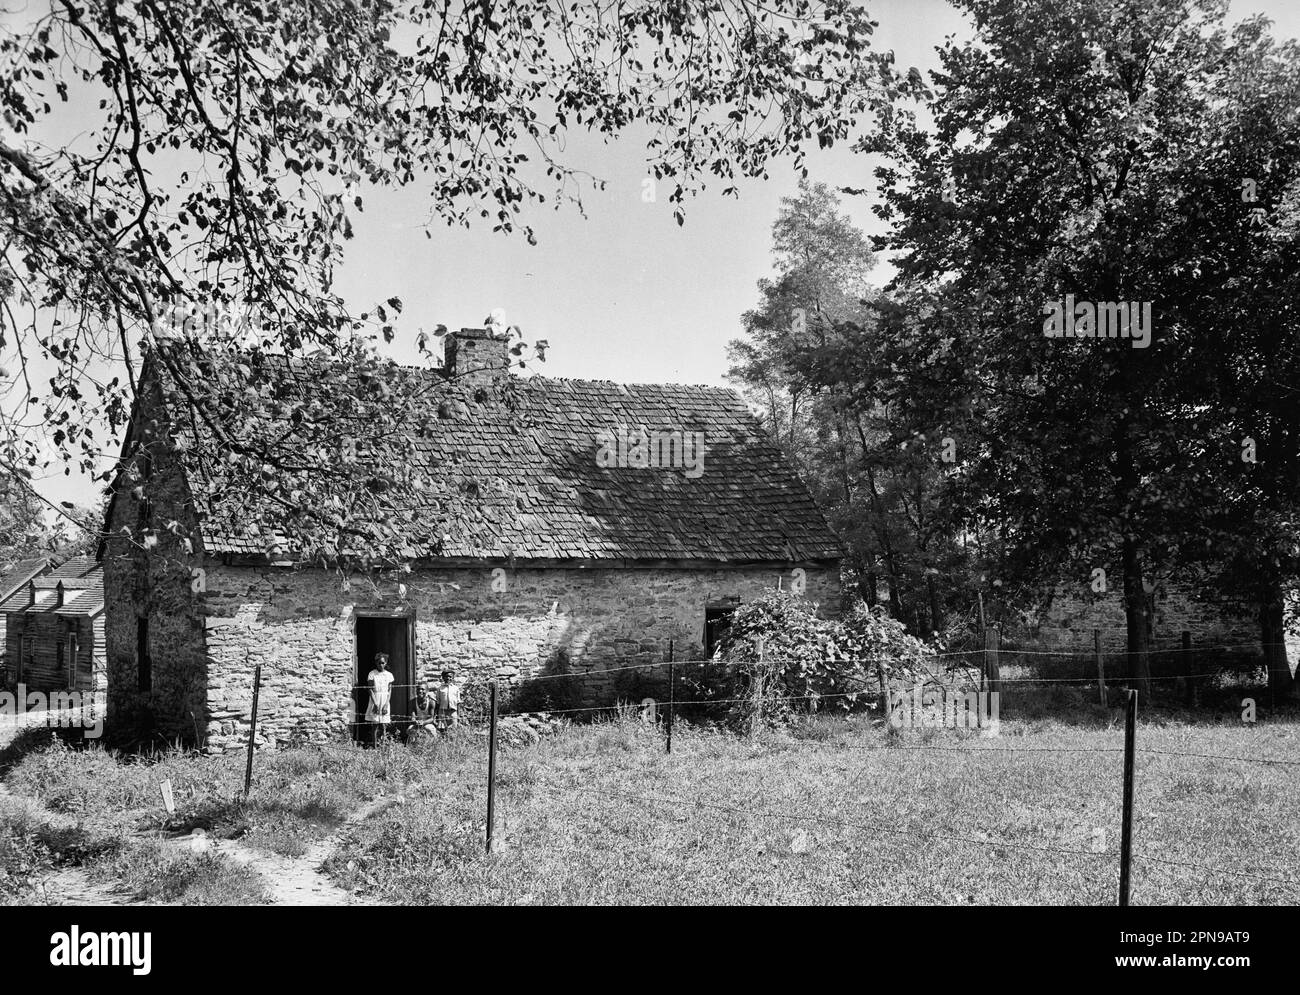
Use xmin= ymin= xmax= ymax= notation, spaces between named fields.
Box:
xmin=2 ymin=612 xmax=102 ymax=693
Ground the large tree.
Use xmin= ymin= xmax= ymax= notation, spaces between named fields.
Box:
xmin=1 ymin=0 xmax=916 ymax=564
xmin=1161 ymin=18 xmax=1300 ymax=697
xmin=861 ymin=0 xmax=1300 ymax=700
xmin=729 ymin=183 xmax=974 ymax=635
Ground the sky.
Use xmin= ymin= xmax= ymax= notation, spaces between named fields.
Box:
xmin=7 ymin=0 xmax=1300 ymax=512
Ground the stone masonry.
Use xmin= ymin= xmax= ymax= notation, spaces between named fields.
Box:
xmin=1033 ymin=580 xmax=1259 ymax=652
xmin=197 ymin=561 xmax=839 ymax=752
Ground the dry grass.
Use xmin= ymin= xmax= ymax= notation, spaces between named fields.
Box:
xmin=90 ymin=839 xmax=269 ymax=905
xmin=325 ymin=696 xmax=1300 ymax=905
xmin=3 ymin=691 xmax=1298 ymax=905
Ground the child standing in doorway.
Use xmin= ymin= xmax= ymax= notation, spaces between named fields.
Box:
xmin=434 ymin=669 xmax=459 ymax=734
xmin=365 ymin=652 xmax=395 ymax=744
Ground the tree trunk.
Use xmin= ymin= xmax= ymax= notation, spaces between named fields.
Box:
xmin=1259 ymin=577 xmax=1294 ymax=700
xmin=926 ymin=572 xmax=943 ymax=639
xmin=864 ymin=464 xmax=905 ymax=621
xmin=850 ymin=552 xmax=873 ymax=607
xmin=1122 ymin=537 xmax=1152 ymax=704
xmin=885 ymin=557 xmax=905 ymax=621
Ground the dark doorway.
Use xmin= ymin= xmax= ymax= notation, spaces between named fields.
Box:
xmin=354 ymin=615 xmax=413 ymax=743
xmin=705 ymin=602 xmax=737 ymax=658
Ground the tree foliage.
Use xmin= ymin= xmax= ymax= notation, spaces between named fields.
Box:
xmin=1 ymin=0 xmax=914 ymax=564
xmin=728 ymin=183 xmax=977 ymax=638
xmin=856 ymin=0 xmax=1300 ymax=697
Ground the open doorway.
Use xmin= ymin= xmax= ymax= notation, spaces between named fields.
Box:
xmin=704 ymin=598 xmax=740 ymax=658
xmin=354 ymin=614 xmax=413 ymax=743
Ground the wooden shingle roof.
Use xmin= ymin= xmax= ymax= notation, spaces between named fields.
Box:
xmin=151 ymin=352 xmax=843 ymax=565
xmin=0 ymin=557 xmax=52 ymax=602
xmin=0 ymin=557 xmax=103 ymax=617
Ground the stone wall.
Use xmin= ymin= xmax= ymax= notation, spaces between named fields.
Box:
xmin=102 ymin=372 xmax=207 ymax=743
xmin=197 ymin=561 xmax=841 ymax=752
xmin=1029 ymin=579 xmax=1264 ymax=653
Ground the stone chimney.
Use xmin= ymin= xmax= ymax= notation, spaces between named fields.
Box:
xmin=443 ymin=328 xmax=511 ymax=383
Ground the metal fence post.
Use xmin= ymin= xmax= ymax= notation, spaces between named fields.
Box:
xmin=486 ymin=679 xmax=498 ymax=854
xmin=244 ymin=662 xmax=261 ymax=800
xmin=1119 ymin=688 xmax=1137 ymax=906
xmin=1094 ymin=629 xmax=1107 ymax=707
xmin=666 ymin=640 xmax=675 ymax=755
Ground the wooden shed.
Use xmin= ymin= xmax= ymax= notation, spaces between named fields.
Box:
xmin=0 ymin=556 xmax=53 ymax=684
xmin=0 ymin=557 xmax=106 ymax=695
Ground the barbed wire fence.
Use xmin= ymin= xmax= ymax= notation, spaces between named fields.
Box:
xmin=196 ymin=633 xmax=1300 ymax=903
xmin=469 ymin=638 xmax=1297 ymax=904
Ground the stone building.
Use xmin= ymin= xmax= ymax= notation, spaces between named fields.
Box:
xmin=1006 ymin=576 xmax=1297 ymax=681
xmin=0 ymin=557 xmax=106 ymax=695
xmin=101 ymin=330 xmax=843 ymax=750
xmin=1032 ymin=579 xmax=1258 ymax=651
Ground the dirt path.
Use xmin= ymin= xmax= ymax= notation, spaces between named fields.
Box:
xmin=35 ymin=867 xmax=144 ymax=906
xmin=0 ymin=780 xmax=145 ymax=906
xmin=167 ymin=787 xmax=413 ymax=906
xmin=5 ymin=774 xmax=414 ymax=907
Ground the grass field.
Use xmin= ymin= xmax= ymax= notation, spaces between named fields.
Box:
xmin=2 ymin=687 xmax=1298 ymax=905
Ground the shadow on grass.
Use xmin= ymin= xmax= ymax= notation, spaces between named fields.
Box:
xmin=0 ymin=725 xmax=86 ymax=780
xmin=994 ymin=681 xmax=1300 ymax=728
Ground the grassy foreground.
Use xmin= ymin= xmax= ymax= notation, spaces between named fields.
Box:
xmin=0 ymin=728 xmax=435 ymax=904
xmin=3 ymin=691 xmax=1298 ymax=905
xmin=323 ymin=707 xmax=1300 ymax=905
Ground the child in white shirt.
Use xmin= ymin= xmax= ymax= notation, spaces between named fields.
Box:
xmin=365 ymin=652 xmax=395 ymax=742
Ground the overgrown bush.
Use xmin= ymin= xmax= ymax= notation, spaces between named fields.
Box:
xmin=455 ymin=676 xmax=497 ymax=724
xmin=0 ymin=830 xmax=50 ymax=904
xmin=95 ymin=840 xmax=268 ymax=905
xmin=715 ymin=591 xmax=937 ymax=730
xmin=836 ymin=601 xmax=936 ymax=691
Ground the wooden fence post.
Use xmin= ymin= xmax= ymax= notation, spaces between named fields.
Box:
xmin=984 ymin=625 xmax=1001 ymax=696
xmin=486 ymin=680 xmax=498 ymax=854
xmin=243 ymin=662 xmax=261 ymax=800
xmin=1094 ymin=629 xmax=1107 ymax=707
xmin=1182 ymin=630 xmax=1195 ymax=707
xmin=1119 ymin=688 xmax=1137 ymax=906
xmin=876 ymin=655 xmax=896 ymax=736
xmin=159 ymin=779 xmax=176 ymax=818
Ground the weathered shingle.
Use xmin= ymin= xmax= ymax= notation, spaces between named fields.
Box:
xmin=154 ymin=354 xmax=843 ymax=564
xmin=0 ymin=557 xmax=52 ymax=601
xmin=0 ymin=559 xmax=103 ymax=617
